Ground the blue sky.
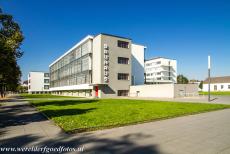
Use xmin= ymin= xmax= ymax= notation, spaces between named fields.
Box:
xmin=1 ymin=0 xmax=229 ymax=81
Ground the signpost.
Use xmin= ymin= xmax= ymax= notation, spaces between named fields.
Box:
xmin=208 ymin=55 xmax=211 ymax=102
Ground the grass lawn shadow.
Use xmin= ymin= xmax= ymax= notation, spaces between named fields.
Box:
xmin=33 ymin=99 xmax=99 ymax=107
xmin=42 ymin=108 xmax=96 ymax=118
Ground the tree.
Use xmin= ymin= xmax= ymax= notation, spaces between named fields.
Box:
xmin=177 ymin=74 xmax=189 ymax=84
xmin=199 ymin=81 xmax=203 ymax=89
xmin=0 ymin=7 xmax=24 ymax=98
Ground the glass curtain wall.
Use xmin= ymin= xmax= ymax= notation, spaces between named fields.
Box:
xmin=50 ymin=40 xmax=92 ymax=88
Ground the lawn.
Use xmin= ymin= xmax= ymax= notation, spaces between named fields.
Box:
xmin=199 ymin=91 xmax=230 ymax=96
xmin=20 ymin=93 xmax=80 ymax=99
xmin=28 ymin=98 xmax=230 ymax=133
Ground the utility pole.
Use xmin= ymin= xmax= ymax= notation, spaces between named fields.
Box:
xmin=208 ymin=55 xmax=211 ymax=102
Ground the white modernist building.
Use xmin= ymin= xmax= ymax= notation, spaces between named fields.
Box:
xmin=49 ymin=33 xmax=145 ymax=98
xmin=28 ymin=71 xmax=50 ymax=94
xmin=145 ymin=57 xmax=177 ymax=84
xmin=203 ymin=76 xmax=230 ymax=91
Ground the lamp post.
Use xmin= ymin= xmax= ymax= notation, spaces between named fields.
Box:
xmin=208 ymin=55 xmax=211 ymax=102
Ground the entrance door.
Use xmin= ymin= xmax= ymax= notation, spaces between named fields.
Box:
xmin=95 ymin=86 xmax=98 ymax=97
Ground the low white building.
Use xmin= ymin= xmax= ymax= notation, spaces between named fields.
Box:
xmin=203 ymin=76 xmax=230 ymax=91
xmin=28 ymin=71 xmax=50 ymax=94
xmin=145 ymin=57 xmax=177 ymax=84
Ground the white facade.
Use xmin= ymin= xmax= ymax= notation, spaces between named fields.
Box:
xmin=131 ymin=44 xmax=146 ymax=85
xmin=28 ymin=72 xmax=50 ymax=94
xmin=203 ymin=83 xmax=230 ymax=91
xmin=145 ymin=57 xmax=177 ymax=84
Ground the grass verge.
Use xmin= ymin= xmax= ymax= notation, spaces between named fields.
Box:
xmin=28 ymin=98 xmax=230 ymax=133
xmin=199 ymin=91 xmax=230 ymax=96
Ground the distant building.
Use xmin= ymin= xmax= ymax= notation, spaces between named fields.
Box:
xmin=203 ymin=76 xmax=230 ymax=91
xmin=28 ymin=72 xmax=50 ymax=94
xmin=145 ymin=57 xmax=177 ymax=84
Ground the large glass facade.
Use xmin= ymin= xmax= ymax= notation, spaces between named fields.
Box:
xmin=50 ymin=40 xmax=92 ymax=88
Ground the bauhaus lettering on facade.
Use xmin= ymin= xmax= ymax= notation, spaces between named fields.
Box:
xmin=49 ymin=33 xmax=145 ymax=98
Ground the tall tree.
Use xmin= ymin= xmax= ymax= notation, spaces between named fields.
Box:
xmin=0 ymin=7 xmax=24 ymax=97
xmin=177 ymin=74 xmax=189 ymax=84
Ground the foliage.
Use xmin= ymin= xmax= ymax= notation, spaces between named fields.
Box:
xmin=29 ymin=98 xmax=230 ymax=132
xmin=0 ymin=7 xmax=24 ymax=97
xmin=177 ymin=74 xmax=189 ymax=84
xmin=199 ymin=81 xmax=203 ymax=89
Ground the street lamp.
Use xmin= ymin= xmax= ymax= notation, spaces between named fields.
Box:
xmin=208 ymin=55 xmax=211 ymax=102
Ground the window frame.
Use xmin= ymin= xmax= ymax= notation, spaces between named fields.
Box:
xmin=118 ymin=57 xmax=129 ymax=64
xmin=117 ymin=40 xmax=129 ymax=48
xmin=117 ymin=73 xmax=129 ymax=80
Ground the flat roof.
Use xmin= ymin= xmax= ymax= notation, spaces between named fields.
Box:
xmin=145 ymin=56 xmax=176 ymax=61
xmin=96 ymin=33 xmax=132 ymax=40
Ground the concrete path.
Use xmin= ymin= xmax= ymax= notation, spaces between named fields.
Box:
xmin=1 ymin=98 xmax=230 ymax=154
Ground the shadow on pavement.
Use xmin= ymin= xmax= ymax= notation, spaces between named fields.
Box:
xmin=0 ymin=132 xmax=160 ymax=154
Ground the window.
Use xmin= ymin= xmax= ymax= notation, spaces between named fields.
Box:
xmin=118 ymin=73 xmax=129 ymax=80
xmin=44 ymin=73 xmax=49 ymax=77
xmin=157 ymin=77 xmax=161 ymax=80
xmin=118 ymin=57 xmax=129 ymax=64
xmin=82 ymin=57 xmax=90 ymax=71
xmin=117 ymin=40 xmax=129 ymax=48
xmin=221 ymin=85 xmax=224 ymax=89
xmin=28 ymin=85 xmax=30 ymax=89
xmin=75 ymin=48 xmax=81 ymax=59
xmin=156 ymin=61 xmax=161 ymax=64
xmin=228 ymin=85 xmax=230 ymax=89
xmin=44 ymin=85 xmax=49 ymax=89
xmin=157 ymin=72 xmax=161 ymax=75
xmin=214 ymin=85 xmax=217 ymax=91
xmin=117 ymin=90 xmax=129 ymax=96
xmin=44 ymin=79 xmax=49 ymax=83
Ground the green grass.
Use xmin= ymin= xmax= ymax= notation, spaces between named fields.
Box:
xmin=29 ymin=98 xmax=230 ymax=133
xmin=20 ymin=93 xmax=80 ymax=99
xmin=199 ymin=91 xmax=230 ymax=96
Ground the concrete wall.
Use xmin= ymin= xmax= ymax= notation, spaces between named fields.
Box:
xmin=92 ymin=35 xmax=102 ymax=84
xmin=174 ymin=84 xmax=199 ymax=97
xmin=130 ymin=84 xmax=174 ymax=98
xmin=131 ymin=44 xmax=145 ymax=85
xmin=130 ymin=84 xmax=198 ymax=98
xmin=203 ymin=83 xmax=230 ymax=91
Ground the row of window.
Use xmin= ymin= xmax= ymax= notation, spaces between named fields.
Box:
xmin=213 ymin=85 xmax=230 ymax=90
xmin=146 ymin=72 xmax=162 ymax=76
xmin=50 ymin=56 xmax=90 ymax=82
xmin=50 ymin=73 xmax=91 ymax=88
xmin=50 ymin=40 xmax=92 ymax=72
xmin=28 ymin=85 xmax=49 ymax=90
xmin=145 ymin=61 xmax=161 ymax=67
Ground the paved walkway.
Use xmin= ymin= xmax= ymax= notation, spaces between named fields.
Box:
xmin=1 ymin=97 xmax=230 ymax=154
